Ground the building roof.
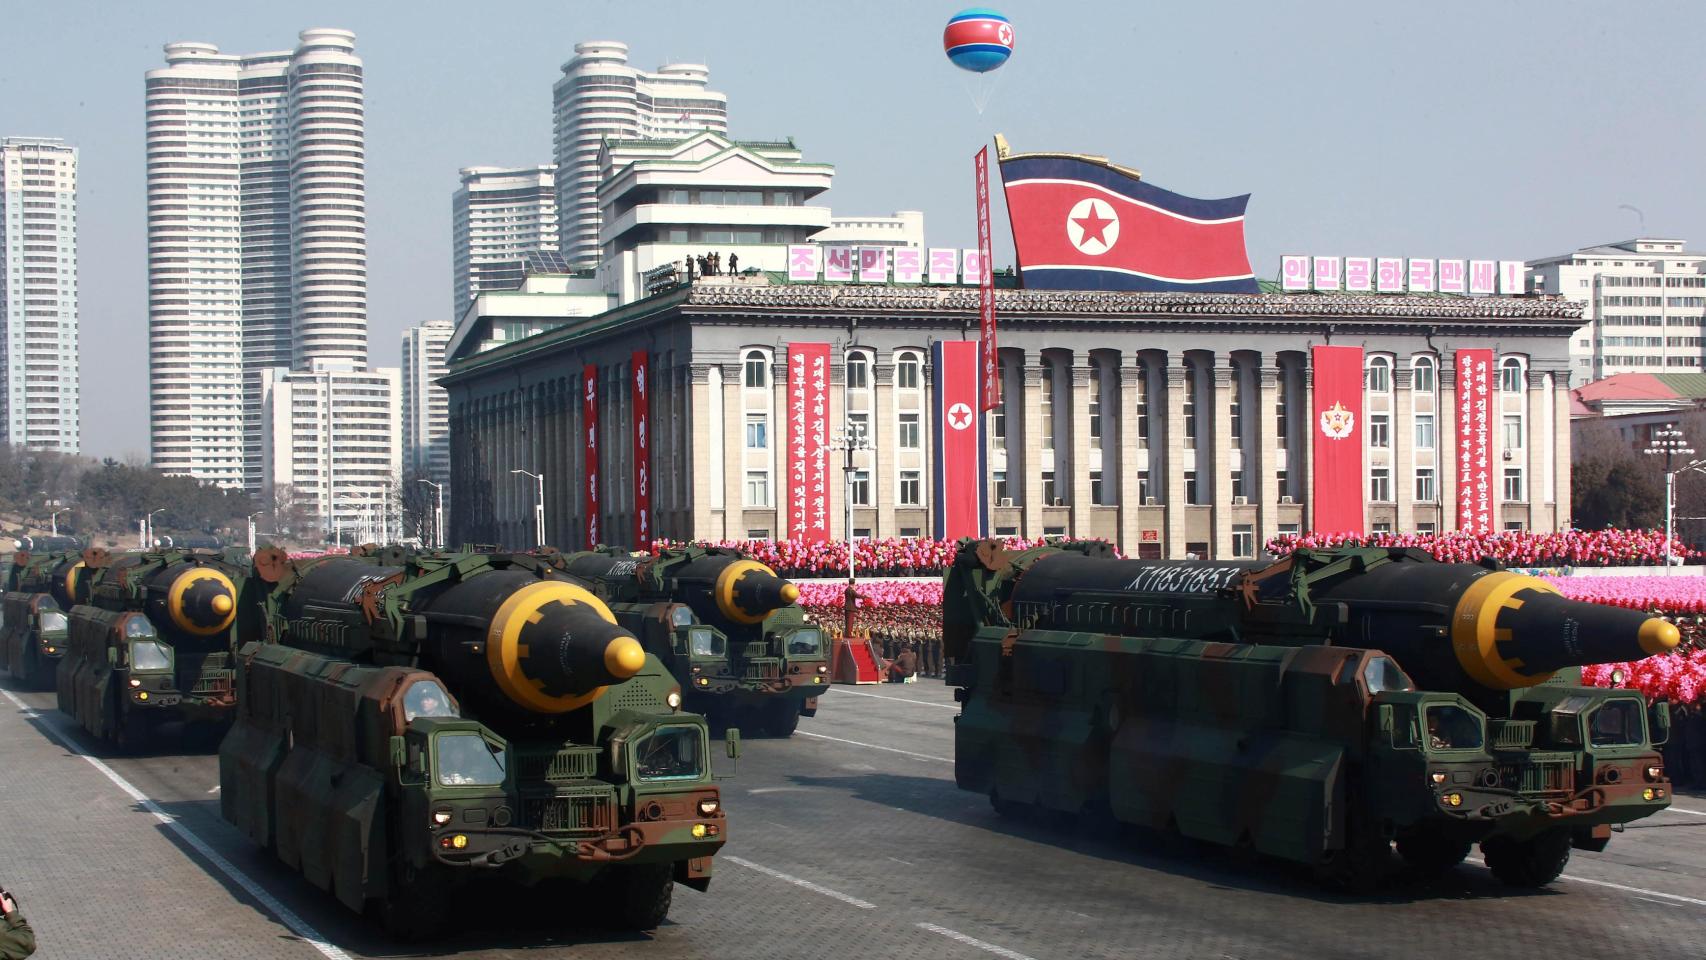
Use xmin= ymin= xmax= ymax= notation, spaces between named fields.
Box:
xmin=1573 ymin=373 xmax=1680 ymax=403
xmin=1653 ymin=373 xmax=1706 ymax=399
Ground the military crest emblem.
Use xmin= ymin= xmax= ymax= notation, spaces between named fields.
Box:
xmin=1319 ymin=401 xmax=1355 ymax=439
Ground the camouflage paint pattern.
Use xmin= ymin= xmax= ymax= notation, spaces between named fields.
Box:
xmin=0 ymin=550 xmax=78 ymax=688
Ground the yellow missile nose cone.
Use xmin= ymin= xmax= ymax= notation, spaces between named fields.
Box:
xmin=605 ymin=636 xmax=647 ymax=679
xmin=1639 ymin=617 xmax=1681 ymax=656
xmin=211 ymin=593 xmax=234 ymax=615
xmin=780 ymin=582 xmax=800 ymax=605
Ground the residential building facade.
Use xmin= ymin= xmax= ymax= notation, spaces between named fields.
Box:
xmin=145 ymin=29 xmax=367 ymax=489
xmin=552 ymin=41 xmax=729 ymax=268
xmin=401 ymin=319 xmax=453 ymax=486
xmin=1527 ymin=238 xmax=1706 ymax=384
xmin=260 ymin=362 xmax=400 ymax=540
xmin=451 ymin=165 xmax=558 ymax=314
xmin=0 ymin=137 xmax=79 ymax=452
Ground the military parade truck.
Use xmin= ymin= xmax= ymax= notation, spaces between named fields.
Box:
xmin=545 ymin=546 xmax=829 ymax=737
xmin=220 ymin=547 xmax=733 ymax=938
xmin=0 ymin=549 xmax=79 ymax=688
xmin=943 ymin=540 xmax=1680 ymax=887
xmin=57 ymin=547 xmax=257 ymax=748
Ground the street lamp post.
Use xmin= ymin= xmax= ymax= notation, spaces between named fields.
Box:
xmin=831 ymin=421 xmax=870 ymax=639
xmin=146 ymin=508 xmax=165 ymax=549
xmin=1644 ymin=423 xmax=1697 ymax=573
xmin=418 ymin=479 xmax=444 ymax=550
xmin=248 ymin=511 xmax=263 ymax=555
xmin=511 ymin=469 xmax=545 ymax=549
xmin=49 ymin=508 xmax=64 ymax=538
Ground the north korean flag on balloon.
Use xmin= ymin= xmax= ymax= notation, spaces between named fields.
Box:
xmin=932 ymin=340 xmax=988 ymax=540
xmin=999 ymin=154 xmax=1258 ymax=293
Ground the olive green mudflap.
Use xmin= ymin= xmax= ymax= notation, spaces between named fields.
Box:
xmin=946 ymin=542 xmax=1679 ymax=887
xmin=221 ymin=549 xmax=730 ymax=935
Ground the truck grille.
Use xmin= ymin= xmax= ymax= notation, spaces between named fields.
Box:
xmin=745 ymin=658 xmax=781 ymax=680
xmin=1500 ymin=759 xmax=1574 ymax=796
xmin=515 ymin=746 xmax=599 ymax=782
xmin=1490 ymin=720 xmax=1536 ymax=750
xmin=525 ymin=791 xmax=615 ymax=835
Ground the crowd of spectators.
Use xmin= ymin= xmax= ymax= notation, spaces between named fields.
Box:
xmin=1267 ymin=528 xmax=1700 ymax=567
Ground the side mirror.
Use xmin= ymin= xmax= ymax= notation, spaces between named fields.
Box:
xmin=388 ymin=735 xmax=406 ymax=769
xmin=1378 ymin=704 xmax=1395 ymax=737
xmin=715 ymin=728 xmax=741 ymax=781
xmin=107 ymin=646 xmax=119 ymax=668
xmin=1650 ymin=701 xmax=1672 ymax=748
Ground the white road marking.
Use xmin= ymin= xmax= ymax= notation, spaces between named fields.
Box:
xmin=208 ymin=785 xmax=221 ymax=794
xmin=1466 ymin=855 xmax=1706 ymax=908
xmin=832 ymin=688 xmax=961 ymax=710
xmin=1 ymin=688 xmax=353 ymax=960
xmin=796 ymin=730 xmax=952 ymax=764
xmin=918 ymin=922 xmax=1039 ymax=960
xmin=724 ymin=855 xmax=876 ymax=909
xmin=887 ymin=856 xmax=915 ymax=866
xmin=747 ymin=786 xmax=816 ymax=794
xmin=1660 ymin=805 xmax=1706 ymax=817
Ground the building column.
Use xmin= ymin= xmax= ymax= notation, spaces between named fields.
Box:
xmin=772 ymin=357 xmax=789 ymax=538
xmin=1394 ymin=364 xmax=1415 ymax=533
xmin=1070 ymin=358 xmax=1094 ymax=537
xmin=1257 ymin=357 xmax=1280 ymax=547
xmin=1021 ymin=362 xmax=1045 ymax=539
xmin=874 ymin=360 xmax=896 ymax=539
xmin=1164 ymin=359 xmax=1187 ymax=559
xmin=1211 ymin=357 xmax=1234 ymax=558
xmin=1552 ymin=370 xmax=1572 ymax=531
xmin=1302 ymin=366 xmax=1315 ymax=534
xmin=689 ymin=363 xmax=718 ymax=540
xmin=1527 ymin=368 xmax=1551 ymax=531
xmin=1439 ymin=360 xmax=1458 ymax=532
xmin=1117 ymin=362 xmax=1142 ymax=553
xmin=721 ymin=362 xmax=743 ymax=540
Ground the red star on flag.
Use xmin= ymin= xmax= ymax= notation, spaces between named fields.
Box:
xmin=1073 ymin=203 xmax=1114 ymax=246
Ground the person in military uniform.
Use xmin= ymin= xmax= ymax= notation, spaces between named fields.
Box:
xmin=404 ymin=681 xmax=455 ymax=722
xmin=0 ymin=887 xmax=36 ymax=959
xmin=886 ymin=642 xmax=918 ymax=683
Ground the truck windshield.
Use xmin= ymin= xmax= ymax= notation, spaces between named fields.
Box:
xmin=689 ymin=627 xmax=726 ymax=658
xmin=130 ymin=640 xmax=173 ymax=672
xmin=436 ymin=733 xmax=507 ymax=786
xmin=38 ymin=610 xmax=66 ymax=633
xmin=1589 ymin=700 xmax=1644 ymax=747
xmin=634 ymin=724 xmax=705 ymax=782
xmin=1424 ymin=704 xmax=1484 ymax=751
xmin=785 ymin=627 xmax=823 ymax=657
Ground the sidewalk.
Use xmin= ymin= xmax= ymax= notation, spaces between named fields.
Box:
xmin=0 ymin=687 xmax=314 ymax=959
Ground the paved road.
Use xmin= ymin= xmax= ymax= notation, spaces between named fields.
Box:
xmin=2 ymin=678 xmax=1703 ymax=959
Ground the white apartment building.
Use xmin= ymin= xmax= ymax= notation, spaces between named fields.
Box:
xmin=260 ymin=363 xmax=400 ymax=542
xmin=451 ymin=165 xmax=558 ymax=313
xmin=552 ymin=41 xmax=729 ymax=268
xmin=146 ymin=29 xmax=368 ymax=489
xmin=0 ymin=138 xmax=79 ymax=453
xmin=1527 ymin=238 xmax=1706 ymax=384
xmin=595 ymin=133 xmax=834 ymax=304
xmin=402 ymin=319 xmax=453 ymax=486
xmin=811 ymin=211 xmax=925 ymax=249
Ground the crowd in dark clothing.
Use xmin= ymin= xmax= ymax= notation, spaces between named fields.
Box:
xmin=1661 ymin=701 xmax=1706 ymax=790
xmin=688 ymin=252 xmax=740 ymax=279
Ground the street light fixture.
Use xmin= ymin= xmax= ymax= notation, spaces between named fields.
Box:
xmin=831 ymin=419 xmax=871 ymax=639
xmin=1643 ymin=423 xmax=1699 ymax=573
xmin=418 ymin=479 xmax=445 ymax=550
xmin=510 ymin=469 xmax=545 ymax=549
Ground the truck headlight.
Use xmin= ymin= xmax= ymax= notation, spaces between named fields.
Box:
xmin=698 ymin=797 xmax=720 ymax=816
xmin=431 ymin=808 xmax=452 ymax=826
xmin=1645 ymin=765 xmax=1664 ymax=781
xmin=666 ymin=691 xmax=683 ymax=710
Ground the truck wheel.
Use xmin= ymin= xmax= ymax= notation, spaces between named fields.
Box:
xmin=1482 ymin=829 xmax=1571 ymax=887
xmin=114 ymin=713 xmax=150 ymax=753
xmin=600 ymin=862 xmax=674 ymax=931
xmin=1395 ymin=830 xmax=1472 ymax=874
xmin=1315 ymin=817 xmax=1390 ymax=892
xmin=764 ymin=699 xmax=801 ymax=738
xmin=378 ymin=868 xmax=451 ymax=940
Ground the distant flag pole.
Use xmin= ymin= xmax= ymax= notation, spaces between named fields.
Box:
xmin=975 ymin=145 xmax=999 ymax=411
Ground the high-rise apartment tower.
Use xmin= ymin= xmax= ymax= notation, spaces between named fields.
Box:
xmin=551 ymin=41 xmax=728 ymax=268
xmin=0 ymin=138 xmax=80 ymax=453
xmin=451 ymin=165 xmax=558 ymax=314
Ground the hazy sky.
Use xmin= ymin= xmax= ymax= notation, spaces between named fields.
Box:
xmin=3 ymin=0 xmax=1704 ymax=461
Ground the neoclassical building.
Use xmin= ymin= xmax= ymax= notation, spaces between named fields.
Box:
xmin=442 ymin=279 xmax=1582 ymax=559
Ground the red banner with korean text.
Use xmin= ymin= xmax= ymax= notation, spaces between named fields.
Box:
xmin=1310 ymin=345 xmax=1364 ymax=535
xmin=975 ymin=146 xmax=999 ymax=411
xmin=1455 ymin=349 xmax=1494 ymax=533
xmin=583 ymin=363 xmax=600 ymax=548
xmin=631 ymin=350 xmax=650 ymax=546
xmin=787 ymin=343 xmax=831 ymax=542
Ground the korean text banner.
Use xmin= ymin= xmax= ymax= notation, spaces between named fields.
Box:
xmin=932 ymin=340 xmax=988 ymax=540
xmin=1456 ymin=349 xmax=1494 ymax=533
xmin=583 ymin=363 xmax=600 ymax=548
xmin=787 ymin=343 xmax=831 ymax=542
xmin=1310 ymin=345 xmax=1364 ymax=535
xmin=975 ymin=145 xmax=999 ymax=411
xmin=632 ymin=350 xmax=650 ymax=546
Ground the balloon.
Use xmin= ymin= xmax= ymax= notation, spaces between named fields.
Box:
xmin=943 ymin=8 xmax=1014 ymax=74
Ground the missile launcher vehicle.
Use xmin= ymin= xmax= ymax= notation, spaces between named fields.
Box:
xmin=543 ymin=546 xmax=829 ymax=737
xmin=943 ymin=541 xmax=1681 ymax=888
xmin=0 ymin=549 xmax=80 ymax=687
xmin=220 ymin=547 xmax=733 ymax=938
xmin=56 ymin=547 xmax=257 ymax=748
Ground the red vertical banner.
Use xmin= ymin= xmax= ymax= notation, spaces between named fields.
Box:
xmin=975 ymin=146 xmax=1000 ymax=411
xmin=1310 ymin=345 xmax=1365 ymax=535
xmin=932 ymin=340 xmax=989 ymax=539
xmin=583 ymin=363 xmax=600 ymax=548
xmin=631 ymin=350 xmax=650 ymax=546
xmin=787 ymin=343 xmax=831 ymax=542
xmin=1455 ymin=349 xmax=1494 ymax=533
